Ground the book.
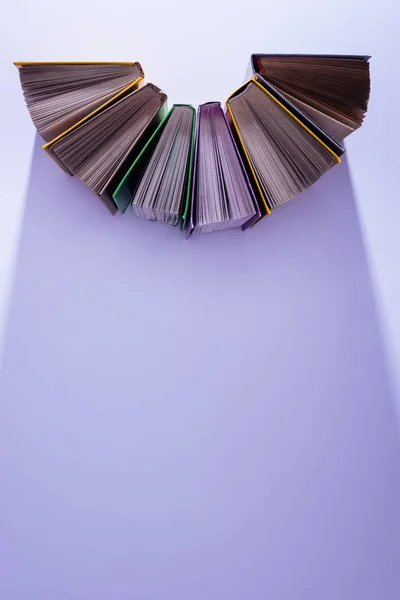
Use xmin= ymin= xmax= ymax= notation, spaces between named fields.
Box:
xmin=246 ymin=54 xmax=370 ymax=144
xmin=188 ymin=102 xmax=259 ymax=235
xmin=113 ymin=104 xmax=196 ymax=223
xmin=14 ymin=55 xmax=371 ymax=233
xmin=226 ymin=79 xmax=342 ymax=215
xmin=14 ymin=61 xmax=144 ymax=142
xmin=44 ymin=84 xmax=167 ymax=201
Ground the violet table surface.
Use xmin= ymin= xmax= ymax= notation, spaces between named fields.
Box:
xmin=1 ymin=136 xmax=400 ymax=599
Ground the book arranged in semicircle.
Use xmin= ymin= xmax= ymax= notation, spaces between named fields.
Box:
xmin=14 ymin=54 xmax=371 ymax=232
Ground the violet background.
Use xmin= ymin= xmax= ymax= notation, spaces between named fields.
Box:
xmin=1 ymin=1 xmax=400 ymax=594
xmin=0 ymin=137 xmax=399 ymax=599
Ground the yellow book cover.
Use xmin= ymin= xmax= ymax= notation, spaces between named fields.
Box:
xmin=15 ymin=61 xmax=144 ymax=150
xmin=226 ymin=78 xmax=341 ymax=221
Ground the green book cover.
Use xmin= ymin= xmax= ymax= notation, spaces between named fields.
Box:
xmin=111 ymin=101 xmax=169 ymax=213
xmin=180 ymin=104 xmax=197 ymax=230
xmin=113 ymin=104 xmax=196 ymax=222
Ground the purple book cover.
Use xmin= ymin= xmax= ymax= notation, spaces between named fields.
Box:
xmin=188 ymin=102 xmax=259 ymax=234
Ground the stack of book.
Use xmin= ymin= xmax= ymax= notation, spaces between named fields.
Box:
xmin=15 ymin=55 xmax=370 ymax=235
